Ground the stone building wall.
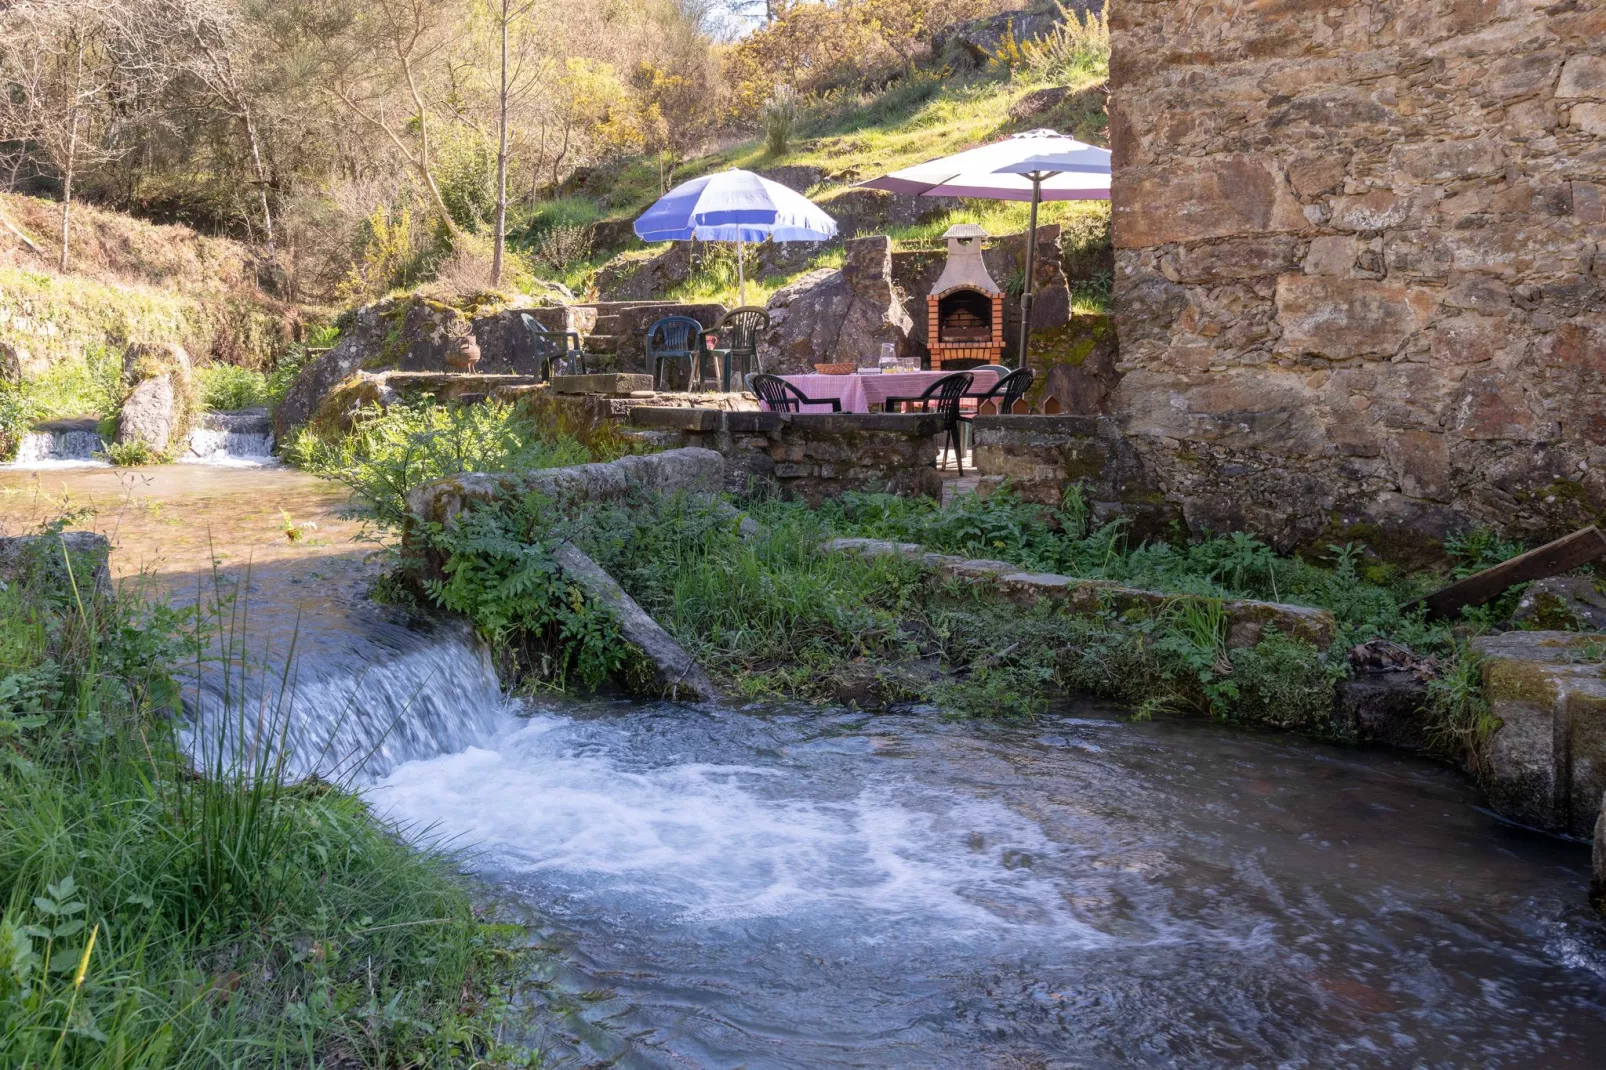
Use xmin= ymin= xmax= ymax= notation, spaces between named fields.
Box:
xmin=629 ymin=408 xmax=945 ymax=503
xmin=1107 ymin=0 xmax=1606 ymax=554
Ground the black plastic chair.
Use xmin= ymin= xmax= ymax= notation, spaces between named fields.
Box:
xmin=959 ymin=367 xmax=1034 ymax=459
xmin=708 ymin=306 xmax=770 ymax=392
xmin=883 ymin=371 xmax=974 ymax=474
xmin=645 ymin=315 xmax=705 ymax=391
xmin=969 ymin=367 xmax=1033 ymax=415
xmin=749 ymin=373 xmax=840 ymax=413
xmin=519 ymin=314 xmax=587 ymax=382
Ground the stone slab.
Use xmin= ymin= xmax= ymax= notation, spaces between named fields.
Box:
xmin=821 ymin=537 xmax=1336 ymax=649
xmin=552 ymin=373 xmax=656 ymax=395
xmin=1473 ymin=631 xmax=1606 ymax=836
xmin=629 ymin=407 xmax=719 ymax=432
xmin=551 ymin=543 xmax=720 ymax=703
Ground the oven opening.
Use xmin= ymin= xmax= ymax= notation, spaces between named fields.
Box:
xmin=937 ymin=290 xmax=992 ymax=343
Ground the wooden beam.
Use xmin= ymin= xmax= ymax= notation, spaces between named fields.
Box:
xmin=1404 ymin=525 xmax=1606 ymax=621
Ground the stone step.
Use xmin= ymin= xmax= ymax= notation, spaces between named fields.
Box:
xmin=583 ymin=333 xmax=623 ymax=353
xmin=574 ymin=300 xmax=684 ymax=313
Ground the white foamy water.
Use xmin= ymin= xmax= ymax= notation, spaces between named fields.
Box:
xmin=375 ymin=712 xmax=1108 ymax=936
xmin=8 ymin=429 xmax=108 ymax=468
xmin=186 ymin=619 xmax=514 ymax=782
xmin=364 ymin=703 xmax=1606 ymax=1069
xmin=180 ymin=409 xmax=276 ymax=466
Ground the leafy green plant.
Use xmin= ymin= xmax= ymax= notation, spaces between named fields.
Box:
xmin=196 ymin=363 xmax=268 ymax=411
xmin=1021 ymin=1 xmax=1110 ymax=83
xmin=1444 ymin=525 xmax=1527 ymax=578
xmin=286 ymin=398 xmax=597 ymax=529
xmin=420 ymin=490 xmax=626 ymax=690
xmin=97 ymin=440 xmax=159 ymax=467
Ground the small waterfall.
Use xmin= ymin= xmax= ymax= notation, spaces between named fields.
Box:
xmin=185 ymin=615 xmax=514 ymax=783
xmin=182 ymin=408 xmax=276 ymax=466
xmin=8 ymin=419 xmax=107 ymax=467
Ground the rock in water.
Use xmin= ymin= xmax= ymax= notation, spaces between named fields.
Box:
xmin=1472 ymin=630 xmax=1606 ymax=836
xmin=1595 ymin=791 xmax=1606 ymax=916
xmin=117 ymin=342 xmax=192 ymax=455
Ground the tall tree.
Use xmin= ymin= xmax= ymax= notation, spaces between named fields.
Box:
xmin=0 ymin=0 xmax=168 ymax=271
xmin=320 ymin=0 xmax=466 ymax=238
xmin=154 ymin=0 xmax=280 ymax=249
xmin=486 ymin=0 xmax=543 ymax=285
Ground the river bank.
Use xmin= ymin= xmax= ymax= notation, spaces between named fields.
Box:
xmin=5 ymin=459 xmax=1606 ymax=1065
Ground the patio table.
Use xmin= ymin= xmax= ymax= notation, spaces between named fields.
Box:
xmin=776 ymin=369 xmax=1003 ymax=414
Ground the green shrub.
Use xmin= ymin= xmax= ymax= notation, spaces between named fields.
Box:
xmin=286 ymin=398 xmax=598 ymax=529
xmin=762 ymin=85 xmax=800 ymax=155
xmin=97 ymin=440 xmax=159 ymax=467
xmin=196 ymin=363 xmax=269 ymax=410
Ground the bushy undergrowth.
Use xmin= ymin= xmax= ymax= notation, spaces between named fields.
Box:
xmin=407 ymin=485 xmax=1453 ymax=733
xmin=196 ymin=363 xmax=270 ymax=411
xmin=400 ymin=459 xmax=1535 ymax=754
xmin=287 ymin=398 xmax=621 ymax=529
xmin=0 ymin=534 xmax=528 ymax=1067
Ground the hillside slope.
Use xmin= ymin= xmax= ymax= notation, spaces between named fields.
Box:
xmin=526 ymin=37 xmax=1113 ymax=307
xmin=0 ymin=193 xmax=307 ymax=378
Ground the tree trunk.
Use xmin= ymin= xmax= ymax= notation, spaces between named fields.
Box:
xmin=59 ymin=35 xmax=85 ymax=274
xmin=491 ymin=0 xmax=509 ymax=286
xmin=241 ymin=106 xmax=275 ymax=252
xmin=399 ymin=54 xmax=461 ymax=238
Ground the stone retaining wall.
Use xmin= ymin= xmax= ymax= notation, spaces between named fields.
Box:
xmin=970 ymin=415 xmax=1179 ymax=540
xmin=631 ymin=408 xmax=945 ymax=503
xmin=1108 ymin=0 xmax=1606 ymax=554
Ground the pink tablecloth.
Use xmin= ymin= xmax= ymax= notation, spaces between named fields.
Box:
xmin=777 ymin=369 xmax=1003 ymax=413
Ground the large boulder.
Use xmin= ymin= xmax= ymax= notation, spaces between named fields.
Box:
xmin=275 ymin=293 xmax=576 ymax=436
xmin=1508 ymin=575 xmax=1606 ymax=632
xmin=1472 ymin=631 xmax=1606 ymax=836
xmin=0 ymin=531 xmax=112 ymax=601
xmin=596 ymin=244 xmax=694 ymax=301
xmin=759 ymin=235 xmax=915 ymax=375
xmin=117 ymin=342 xmax=192 ymax=456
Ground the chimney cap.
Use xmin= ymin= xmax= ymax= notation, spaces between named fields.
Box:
xmin=942 ymin=223 xmax=988 ymax=240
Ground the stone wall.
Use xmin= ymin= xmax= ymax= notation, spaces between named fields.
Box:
xmin=970 ymin=414 xmax=1179 ymax=539
xmin=630 ymin=408 xmax=945 ymax=503
xmin=1107 ymin=1 xmax=1606 ymax=554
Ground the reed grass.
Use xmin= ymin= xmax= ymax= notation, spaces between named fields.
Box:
xmin=0 ymin=534 xmax=533 ymax=1067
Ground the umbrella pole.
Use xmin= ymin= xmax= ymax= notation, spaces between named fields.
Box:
xmin=1017 ymin=175 xmax=1042 ymax=369
xmin=737 ymin=234 xmax=746 ymax=306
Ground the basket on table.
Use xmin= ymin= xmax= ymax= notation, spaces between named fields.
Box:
xmin=812 ymin=362 xmax=857 ymax=375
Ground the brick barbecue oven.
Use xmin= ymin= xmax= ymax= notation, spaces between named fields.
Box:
xmin=926 ymin=224 xmax=1005 ymax=369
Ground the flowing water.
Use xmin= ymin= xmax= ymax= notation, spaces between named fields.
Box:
xmin=6 ymin=464 xmax=1605 ymax=1068
xmin=5 ymin=408 xmax=275 ymax=470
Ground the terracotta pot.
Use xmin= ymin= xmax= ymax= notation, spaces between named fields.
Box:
xmin=445 ymin=335 xmax=481 ymax=372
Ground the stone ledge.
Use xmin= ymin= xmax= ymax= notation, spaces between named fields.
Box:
xmin=630 ymin=407 xmax=719 ymax=432
xmin=970 ymin=414 xmax=1107 ymax=438
xmin=404 ymin=448 xmax=726 ymax=577
xmin=820 ymin=537 xmax=1336 ymax=649
xmin=552 ymin=373 xmax=656 ymax=395
xmin=789 ymin=413 xmax=945 ymax=436
xmin=1472 ymin=630 xmax=1606 ymax=836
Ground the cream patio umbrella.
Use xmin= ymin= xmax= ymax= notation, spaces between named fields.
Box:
xmin=859 ymin=129 xmax=1111 ymax=365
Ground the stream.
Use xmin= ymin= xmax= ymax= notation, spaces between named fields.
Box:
xmin=5 ymin=463 xmax=1605 ymax=1068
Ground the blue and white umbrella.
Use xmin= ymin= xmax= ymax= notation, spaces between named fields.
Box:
xmin=635 ymin=168 xmax=837 ymax=304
